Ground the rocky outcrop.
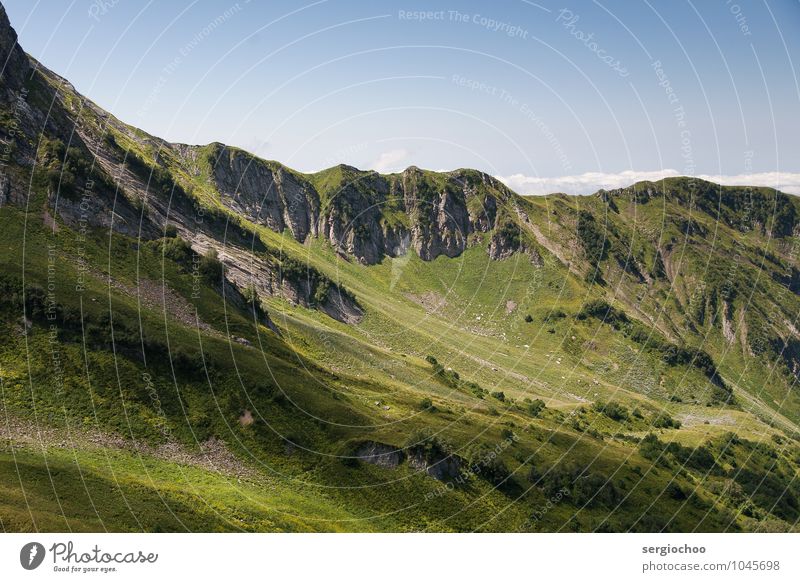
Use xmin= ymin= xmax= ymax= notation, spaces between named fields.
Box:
xmin=352 ymin=441 xmax=405 ymax=468
xmin=206 ymin=153 xmax=536 ymax=267
xmin=210 ymin=145 xmax=320 ymax=242
xmin=350 ymin=439 xmax=463 ymax=481
xmin=487 ymin=223 xmax=543 ymax=266
xmin=0 ymin=3 xmax=29 ymax=94
xmin=320 ymin=172 xmax=393 ymax=264
xmin=315 ymin=166 xmax=524 ymax=265
xmin=407 ymin=446 xmax=463 ymax=482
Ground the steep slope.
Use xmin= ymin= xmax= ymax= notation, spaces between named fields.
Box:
xmin=0 ymin=2 xmax=798 ymax=532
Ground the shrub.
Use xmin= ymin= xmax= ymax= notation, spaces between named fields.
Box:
xmin=543 ymin=309 xmax=566 ymax=322
xmin=666 ymin=483 xmax=687 ymax=500
xmin=419 ymin=397 xmax=435 ymax=412
xmin=652 ymin=412 xmax=681 ymax=429
xmin=639 ymin=433 xmax=718 ymax=473
xmin=464 ymin=443 xmax=512 ymax=487
xmin=404 ymin=428 xmax=451 ymax=459
xmin=533 ymin=462 xmax=620 ymax=508
xmin=593 ymin=400 xmax=629 ymax=422
xmin=524 ymin=314 xmax=533 ymax=323
xmin=576 ymin=209 xmax=610 ymax=267
xmin=161 ymin=236 xmax=192 ymax=265
xmin=242 ymin=284 xmax=259 ymax=306
xmin=491 ymin=391 xmax=506 ymax=402
xmin=638 ymin=433 xmax=665 ymax=461
xmin=312 ymin=279 xmax=331 ymax=306
xmin=527 ymin=399 xmax=546 ymax=417
xmin=199 ymin=248 xmax=223 ymax=285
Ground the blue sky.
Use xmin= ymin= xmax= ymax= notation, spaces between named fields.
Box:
xmin=5 ymin=0 xmax=800 ymax=193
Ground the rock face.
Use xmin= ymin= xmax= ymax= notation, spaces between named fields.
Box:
xmin=487 ymin=223 xmax=544 ymax=266
xmin=407 ymin=447 xmax=463 ymax=482
xmin=351 ymin=440 xmax=463 ymax=482
xmin=352 ymin=441 xmax=405 ymax=469
xmin=0 ymin=3 xmax=29 ymax=93
xmin=206 ymin=152 xmax=530 ymax=266
xmin=211 ymin=145 xmax=320 ymax=242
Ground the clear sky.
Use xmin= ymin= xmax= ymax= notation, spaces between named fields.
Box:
xmin=4 ymin=0 xmax=800 ymax=193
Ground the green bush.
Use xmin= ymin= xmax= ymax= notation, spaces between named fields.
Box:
xmin=199 ymin=248 xmax=223 ymax=285
xmin=161 ymin=236 xmax=192 ymax=265
xmin=464 ymin=443 xmax=512 ymax=487
xmin=531 ymin=462 xmax=620 ymax=508
xmin=419 ymin=397 xmax=435 ymax=412
xmin=593 ymin=400 xmax=629 ymax=422
xmin=652 ymin=412 xmax=681 ymax=429
xmin=576 ymin=209 xmax=610 ymax=266
xmin=527 ymin=399 xmax=546 ymax=417
xmin=404 ymin=428 xmax=452 ymax=459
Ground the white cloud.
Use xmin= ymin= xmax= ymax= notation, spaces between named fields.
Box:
xmin=497 ymin=170 xmax=800 ymax=196
xmin=369 ymin=149 xmax=409 ymax=173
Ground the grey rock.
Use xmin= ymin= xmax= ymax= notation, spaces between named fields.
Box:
xmin=352 ymin=441 xmax=405 ymax=469
xmin=408 ymin=447 xmax=463 ymax=482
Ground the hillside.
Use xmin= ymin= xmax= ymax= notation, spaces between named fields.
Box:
xmin=0 ymin=2 xmax=798 ymax=532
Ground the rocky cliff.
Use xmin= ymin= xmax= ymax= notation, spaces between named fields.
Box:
xmin=204 ymin=144 xmax=532 ymax=266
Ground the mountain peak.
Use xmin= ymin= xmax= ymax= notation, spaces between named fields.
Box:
xmin=0 ymin=2 xmax=28 ymax=89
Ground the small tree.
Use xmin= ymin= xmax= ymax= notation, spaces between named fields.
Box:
xmin=242 ymin=283 xmax=259 ymax=305
xmin=199 ymin=248 xmax=223 ymax=284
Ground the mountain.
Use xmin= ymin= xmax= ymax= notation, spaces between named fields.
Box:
xmin=1 ymin=2 xmax=798 ymax=532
